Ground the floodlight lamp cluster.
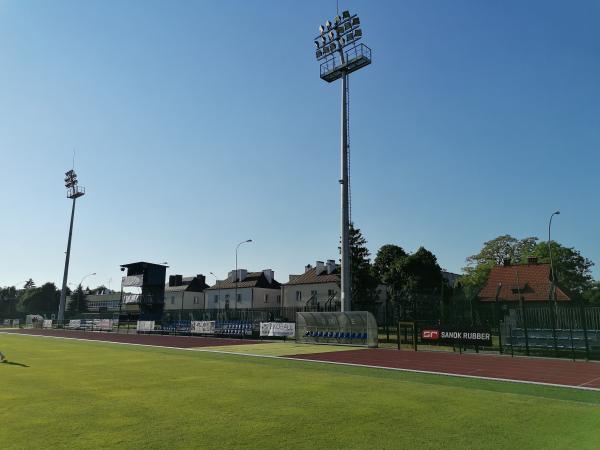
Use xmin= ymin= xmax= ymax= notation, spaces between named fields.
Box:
xmin=314 ymin=10 xmax=363 ymax=60
xmin=64 ymin=169 xmax=85 ymax=199
xmin=64 ymin=170 xmax=78 ymax=189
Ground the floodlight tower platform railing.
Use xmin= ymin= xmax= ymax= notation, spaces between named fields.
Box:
xmin=320 ymin=44 xmax=372 ymax=83
xmin=67 ymin=186 xmax=85 ymax=199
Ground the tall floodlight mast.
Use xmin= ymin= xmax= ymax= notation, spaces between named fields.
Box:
xmin=314 ymin=10 xmax=371 ymax=312
xmin=58 ymin=169 xmax=86 ymax=324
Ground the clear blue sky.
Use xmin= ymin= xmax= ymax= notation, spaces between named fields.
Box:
xmin=1 ymin=0 xmax=599 ymax=290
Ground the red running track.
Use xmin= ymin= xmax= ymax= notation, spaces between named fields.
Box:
xmin=290 ymin=348 xmax=600 ymax=390
xmin=5 ymin=329 xmax=600 ymax=390
xmin=3 ymin=328 xmax=262 ymax=348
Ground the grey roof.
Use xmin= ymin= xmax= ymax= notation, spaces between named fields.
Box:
xmin=283 ymin=266 xmax=340 ymax=286
xmin=206 ymin=272 xmax=281 ymax=290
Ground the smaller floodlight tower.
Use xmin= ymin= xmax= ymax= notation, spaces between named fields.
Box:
xmin=58 ymin=169 xmax=86 ymax=324
xmin=314 ymin=10 xmax=371 ymax=312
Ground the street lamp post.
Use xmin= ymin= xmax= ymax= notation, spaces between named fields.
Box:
xmin=68 ymin=272 xmax=96 ymax=314
xmin=314 ymin=10 xmax=371 ymax=312
xmin=548 ymin=211 xmax=560 ymax=303
xmin=78 ymin=272 xmax=96 ymax=314
xmin=79 ymin=272 xmax=97 ymax=289
xmin=235 ymin=240 xmax=252 ymax=310
xmin=58 ymin=169 xmax=85 ymax=325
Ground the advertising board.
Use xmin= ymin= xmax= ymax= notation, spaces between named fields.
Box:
xmin=260 ymin=322 xmax=295 ymax=337
xmin=191 ymin=321 xmax=216 ymax=335
xmin=421 ymin=327 xmax=492 ymax=346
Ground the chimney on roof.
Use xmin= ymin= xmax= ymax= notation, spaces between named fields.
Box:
xmin=262 ymin=269 xmax=274 ymax=284
xmin=503 ymin=258 xmax=511 ymax=266
xmin=527 ymin=256 xmax=538 ymax=265
xmin=168 ymin=275 xmax=183 ymax=286
xmin=315 ymin=261 xmax=326 ymax=276
xmin=196 ymin=274 xmax=206 ymax=286
xmin=228 ymin=269 xmax=247 ymax=282
xmin=326 ymin=259 xmax=336 ymax=274
xmin=305 ymin=264 xmax=312 ymax=273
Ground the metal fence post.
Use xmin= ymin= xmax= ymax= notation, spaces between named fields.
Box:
xmin=385 ymin=297 xmax=390 ymax=343
xmin=509 ymin=324 xmax=514 ymax=357
xmin=569 ymin=319 xmax=575 ymax=362
xmin=498 ymin=315 xmax=503 ymax=355
xmin=551 ymin=304 xmax=559 ymax=357
xmin=520 ymin=297 xmax=529 ymax=356
xmin=413 ymin=322 xmax=417 ymax=352
xmin=580 ymin=303 xmax=590 ymax=361
xmin=397 ymin=321 xmax=400 ymax=350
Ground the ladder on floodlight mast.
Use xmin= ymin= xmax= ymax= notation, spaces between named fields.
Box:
xmin=346 ymin=74 xmax=351 ymax=224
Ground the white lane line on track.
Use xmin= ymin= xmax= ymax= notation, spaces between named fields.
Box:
xmin=3 ymin=331 xmax=600 ymax=392
xmin=578 ymin=375 xmax=600 ymax=387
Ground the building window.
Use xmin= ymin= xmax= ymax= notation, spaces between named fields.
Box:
xmin=264 ymin=294 xmax=269 ymax=303
xmin=214 ymin=295 xmax=219 ymax=303
xmin=193 ymin=296 xmax=199 ymax=304
xmin=311 ymin=290 xmax=317 ymax=298
xmin=296 ymin=291 xmax=301 ymax=302
xmin=277 ymin=295 xmax=281 ymax=304
xmin=237 ymin=294 xmax=242 ymax=303
xmin=328 ymin=289 xmax=335 ymax=297
xmin=171 ymin=296 xmax=175 ymax=305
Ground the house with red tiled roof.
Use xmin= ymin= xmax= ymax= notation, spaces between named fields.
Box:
xmin=478 ymin=257 xmax=570 ymax=302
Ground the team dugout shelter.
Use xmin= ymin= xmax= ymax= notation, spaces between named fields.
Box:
xmin=296 ymin=311 xmax=378 ymax=348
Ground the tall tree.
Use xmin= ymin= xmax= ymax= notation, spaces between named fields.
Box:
xmin=347 ymin=224 xmax=378 ymax=308
xmin=68 ymin=284 xmax=88 ymax=313
xmin=373 ymin=244 xmax=408 ymax=283
xmin=18 ymin=282 xmax=61 ymax=314
xmin=23 ymin=279 xmax=35 ymax=289
xmin=402 ymin=247 xmax=444 ymax=291
xmin=462 ymin=235 xmax=538 ymax=286
xmin=373 ymin=244 xmax=444 ymax=320
xmin=465 ymin=235 xmax=538 ymax=267
xmin=0 ymin=286 xmax=18 ymax=316
xmin=582 ymin=282 xmax=600 ymax=305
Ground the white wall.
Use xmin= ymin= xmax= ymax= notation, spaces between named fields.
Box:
xmin=163 ymin=291 xmax=206 ymax=310
xmin=204 ymin=287 xmax=252 ymax=309
xmin=282 ymin=282 xmax=339 ymax=308
xmin=252 ymin=287 xmax=282 ymax=309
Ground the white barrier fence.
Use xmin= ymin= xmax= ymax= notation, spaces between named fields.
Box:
xmin=64 ymin=319 xmax=117 ymax=331
xmin=260 ymin=322 xmax=295 ymax=337
xmin=43 ymin=320 xmax=53 ymax=329
xmin=137 ymin=321 xmax=155 ymax=332
xmin=67 ymin=319 xmax=81 ymax=329
xmin=191 ymin=321 xmax=215 ymax=335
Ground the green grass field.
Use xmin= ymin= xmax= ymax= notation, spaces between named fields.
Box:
xmin=1 ymin=334 xmax=600 ymax=449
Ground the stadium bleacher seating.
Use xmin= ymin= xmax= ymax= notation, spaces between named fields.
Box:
xmin=506 ymin=328 xmax=600 ymax=351
xmin=302 ymin=328 xmax=368 ymax=344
